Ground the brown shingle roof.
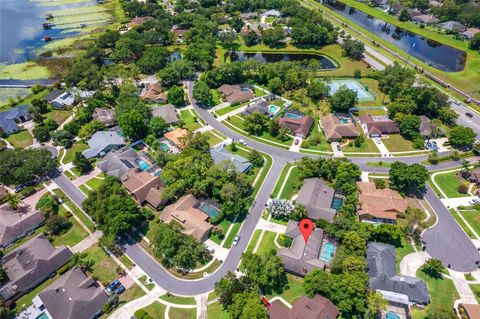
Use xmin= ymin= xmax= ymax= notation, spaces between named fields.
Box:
xmin=359 ymin=115 xmax=399 ymax=136
xmin=357 ymin=182 xmax=407 ymax=220
xmin=0 ymin=204 xmax=45 ymax=247
xmin=123 ymin=171 xmax=165 ymax=209
xmin=217 ymin=84 xmax=254 ymax=104
xmin=268 ymin=295 xmax=339 ymax=319
xmin=140 ymin=83 xmax=167 ymax=102
xmin=164 ymin=128 xmax=188 ymax=149
xmin=159 ymin=194 xmax=213 ymax=241
xmin=321 ymin=114 xmax=359 ymax=141
xmin=278 ymin=115 xmax=314 ymax=137
xmin=128 ymin=16 xmax=154 ymax=29
xmin=462 ymin=304 xmax=480 ymax=319
xmin=92 ymin=108 xmax=116 ymax=127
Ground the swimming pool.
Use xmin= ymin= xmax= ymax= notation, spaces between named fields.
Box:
xmin=319 ymin=242 xmax=336 ymax=263
xmin=36 ymin=313 xmax=49 ymax=319
xmin=268 ymin=105 xmax=280 ymax=114
xmin=331 ymin=196 xmax=344 ymax=210
xmin=327 ymin=79 xmax=375 ymax=102
xmin=285 ymin=113 xmax=302 ymax=119
xmin=159 ymin=143 xmax=170 ymax=152
xmin=200 ymin=203 xmax=221 ymax=218
xmin=385 ymin=311 xmax=401 ymax=319
xmin=136 ymin=159 xmax=151 ymax=171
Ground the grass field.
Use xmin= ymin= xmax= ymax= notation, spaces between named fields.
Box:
xmin=160 ymin=294 xmax=196 ymax=305
xmin=53 ymin=188 xmax=96 ymax=232
xmin=382 ymin=135 xmax=414 ymax=152
xmin=180 ymin=109 xmax=202 ymax=131
xmin=226 ymin=115 xmax=293 ymax=146
xmin=139 ymin=302 xmax=167 ymax=318
xmin=342 ymin=130 xmax=379 ymax=153
xmin=45 ymin=109 xmax=71 ymax=126
xmin=272 ymin=166 xmax=300 ymax=200
xmin=266 ymin=274 xmax=305 ymax=303
xmin=395 ymin=237 xmax=415 ymax=272
xmin=64 ymin=142 xmax=89 ymax=163
xmin=0 ymin=62 xmax=50 ymax=80
xmin=207 ymin=302 xmax=229 ymax=319
xmin=255 ymin=231 xmax=278 ymax=256
xmin=450 ymin=209 xmax=476 ymax=239
xmin=169 ymin=307 xmax=197 ymax=319
xmin=84 ymin=244 xmax=118 ymax=285
xmin=223 ymin=220 xmax=243 ymax=248
xmin=209 ymin=218 xmax=231 ymax=244
xmin=85 ymin=177 xmax=103 ymax=191
xmin=203 ymin=130 xmax=224 ymax=146
xmin=119 ymin=284 xmax=146 ymax=305
xmin=246 ymin=229 xmax=262 ymax=253
xmin=433 ymin=172 xmax=468 ymax=198
xmin=6 ymin=130 xmax=33 ymax=148
xmin=51 ymin=213 xmax=89 ymax=247
xmin=215 ymin=103 xmax=246 ymax=117
xmin=470 ymin=284 xmax=480 ymax=303
xmin=459 ymin=210 xmax=480 ymax=238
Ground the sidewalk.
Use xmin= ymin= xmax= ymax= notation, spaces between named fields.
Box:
xmin=256 ymin=218 xmax=287 ymax=233
xmin=399 ymin=251 xmax=430 ymax=277
xmin=449 ymin=269 xmax=478 ymax=304
xmin=108 ymin=287 xmax=166 ymax=319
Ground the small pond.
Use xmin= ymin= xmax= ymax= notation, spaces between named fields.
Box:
xmin=229 ymin=51 xmax=338 ymax=69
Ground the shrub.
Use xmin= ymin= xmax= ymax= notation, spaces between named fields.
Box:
xmin=373 ymin=179 xmax=387 ymax=189
xmin=19 ymin=186 xmax=36 ymax=198
xmin=57 ymin=262 xmax=73 ymax=275
xmin=278 ymin=235 xmax=293 ymax=248
xmin=209 ymin=211 xmax=225 ymax=225
xmin=474 ymin=203 xmax=480 ymax=211
xmin=63 ymin=211 xmax=73 ymax=218
xmin=354 ymin=69 xmax=361 ymax=78
xmin=458 ymin=183 xmax=469 ymax=194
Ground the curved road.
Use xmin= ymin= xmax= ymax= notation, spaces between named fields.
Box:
xmin=52 ymin=83 xmax=480 ymax=296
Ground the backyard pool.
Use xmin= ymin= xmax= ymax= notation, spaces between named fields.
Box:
xmin=159 ymin=143 xmax=170 ymax=152
xmin=200 ymin=203 xmax=221 ymax=219
xmin=331 ymin=196 xmax=344 ymax=210
xmin=136 ymin=159 xmax=151 ymax=171
xmin=285 ymin=113 xmax=302 ymax=119
xmin=327 ymin=79 xmax=375 ymax=102
xmin=320 ymin=242 xmax=336 ymax=263
xmin=385 ymin=312 xmax=401 ymax=319
xmin=36 ymin=313 xmax=49 ymax=319
xmin=268 ymin=105 xmax=280 ymax=115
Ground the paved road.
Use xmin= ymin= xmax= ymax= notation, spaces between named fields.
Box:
xmin=53 ymin=173 xmax=87 ymax=207
xmin=423 ymin=185 xmax=480 ymax=271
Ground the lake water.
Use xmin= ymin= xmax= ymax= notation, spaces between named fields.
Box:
xmin=0 ymin=0 xmax=96 ymax=64
xmin=322 ymin=0 xmax=466 ymax=72
xmin=230 ymin=51 xmax=338 ymax=69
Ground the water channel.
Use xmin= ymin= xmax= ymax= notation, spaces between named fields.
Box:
xmin=230 ymin=51 xmax=338 ymax=69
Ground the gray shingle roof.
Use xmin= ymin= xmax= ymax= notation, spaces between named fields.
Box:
xmin=83 ymin=131 xmax=125 ymax=159
xmin=210 ymin=146 xmax=252 ymax=173
xmin=152 ymin=104 xmax=179 ymax=124
xmin=38 ymin=267 xmax=108 ymax=319
xmin=0 ymin=105 xmax=31 ymax=134
xmin=296 ymin=178 xmax=337 ymax=222
xmin=96 ymin=148 xmax=139 ymax=180
xmin=366 ymin=242 xmax=430 ymax=305
xmin=0 ymin=204 xmax=45 ymax=247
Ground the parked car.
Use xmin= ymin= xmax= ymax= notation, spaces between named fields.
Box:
xmin=206 ymin=246 xmax=215 ymax=254
xmin=375 ymin=139 xmax=381 ymax=145
xmin=336 ymin=144 xmax=341 ymax=151
xmin=114 ymin=285 xmax=125 ymax=295
xmin=466 ymin=112 xmax=474 ymax=118
xmin=232 ymin=235 xmax=240 ymax=246
xmin=105 ymin=279 xmax=121 ymax=294
xmin=239 ymin=139 xmax=247 ymax=146
xmin=294 ymin=139 xmax=300 ymax=145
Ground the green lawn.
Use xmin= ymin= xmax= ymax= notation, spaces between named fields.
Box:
xmin=119 ymin=284 xmax=146 ymax=305
xmin=267 ymin=274 xmax=305 ymax=303
xmin=79 ymin=184 xmax=90 ymax=194
xmin=470 ymin=284 xmax=480 ymax=303
xmin=63 ymin=170 xmax=76 ymax=180
xmin=382 ymin=135 xmax=414 ymax=152
xmin=215 ymin=102 xmax=246 ymax=117
xmin=85 ymin=177 xmax=103 ymax=190
xmin=52 ymin=188 xmax=96 ymax=232
xmin=395 ymin=237 xmax=415 ymax=272
xmin=223 ymin=219 xmax=243 ymax=248
xmin=169 ymin=307 xmax=197 ymax=319
xmin=207 ymin=302 xmax=229 ymax=319
xmin=411 ymin=271 xmax=459 ymax=319
xmin=64 ymin=142 xmax=89 ymax=163
xmin=272 ymin=166 xmax=300 ymax=200
xmin=342 ymin=130 xmax=379 ymax=153
xmin=255 ymin=87 xmax=265 ymax=97
xmin=160 ymin=294 xmax=196 ymax=305
xmin=256 ymin=231 xmax=278 ymax=256
xmin=45 ymin=109 xmax=71 ymax=126
xmin=179 ymin=109 xmax=202 ymax=131
xmin=140 ymin=302 xmax=167 ymax=318
xmin=211 ymin=89 xmax=222 ymax=106
xmin=246 ymin=229 xmax=262 ymax=253
xmin=83 ymin=244 xmax=118 ymax=285
xmin=51 ymin=213 xmax=89 ymax=247
xmin=433 ymin=172 xmax=468 ymax=198
xmin=459 ymin=210 xmax=480 ymax=238
xmin=209 ymin=218 xmax=232 ymax=244
xmin=301 ymin=122 xmax=331 ymax=152
xmin=366 ymin=161 xmax=392 ymax=168
xmin=6 ymin=130 xmax=33 ymax=148
xmin=203 ymin=130 xmax=224 ymax=147
xmin=450 ymin=209 xmax=476 ymax=239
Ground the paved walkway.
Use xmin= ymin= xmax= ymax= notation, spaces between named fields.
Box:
xmin=288 ymin=138 xmax=302 ymax=152
xmin=71 ymin=167 xmax=102 ymax=187
xmin=257 ymin=219 xmax=287 ymax=233
xmin=195 ymin=293 xmax=208 ymax=319
xmin=331 ymin=142 xmax=344 ymax=157
xmin=108 ymin=287 xmax=166 ymax=319
xmin=194 ymin=125 xmax=214 ymax=133
xmin=399 ymin=251 xmax=430 ymax=277
xmin=70 ymin=230 xmax=102 ymax=253
xmin=449 ymin=269 xmax=478 ymax=304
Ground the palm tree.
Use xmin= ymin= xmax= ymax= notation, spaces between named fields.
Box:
xmin=461 ymin=160 xmax=471 ymax=177
xmin=365 ymin=291 xmax=388 ymax=319
xmin=6 ymin=193 xmax=20 ymax=210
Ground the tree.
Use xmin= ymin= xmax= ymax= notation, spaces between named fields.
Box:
xmin=400 ymin=115 xmax=420 ymax=140
xmin=438 ymin=107 xmax=458 ymax=125
xmin=428 ymin=150 xmax=439 ymax=164
xmin=32 ymin=125 xmax=50 ymax=142
xmin=389 ymin=162 xmax=429 ymax=192
xmin=248 ymin=150 xmax=264 ymax=167
xmin=78 ymin=120 xmax=105 ymax=139
xmin=370 ymin=224 xmax=403 ymax=246
xmin=244 ymin=112 xmax=269 ymax=135
xmin=136 ymin=46 xmax=170 ymax=74
xmin=268 ymin=199 xmax=294 ymax=220
xmin=329 ymin=85 xmax=358 ymax=112
xmin=158 ymin=60 xmax=195 ymax=87
xmin=399 ymin=9 xmax=411 ymax=21
xmin=377 ymin=63 xmax=415 ymax=101
xmin=373 ymin=178 xmax=386 ymax=189
xmin=0 ymin=148 xmax=56 ymax=185
xmin=470 ymin=33 xmax=480 ymax=50
xmin=30 ymin=98 xmax=49 ymax=113
xmin=240 ymin=252 xmax=288 ymax=294
xmin=193 ymin=80 xmax=213 ymax=107
xmin=448 ymin=125 xmax=476 ymax=149
xmin=52 ymin=130 xmax=75 ymax=148
xmin=45 ymin=215 xmax=72 ymax=235
xmin=6 ymin=193 xmax=20 ymax=210
xmin=0 ymin=307 xmax=15 ymax=319
xmin=342 ymin=37 xmax=365 ymax=60
xmin=269 ymin=119 xmax=280 ymax=137
xmin=167 ymin=85 xmax=185 ymax=107
xmin=307 ymin=81 xmax=329 ymax=100
xmin=36 ymin=193 xmax=59 ymax=217
xmin=227 ymin=291 xmax=268 ymax=319
xmin=342 ymin=231 xmax=367 ymax=255
xmin=366 ymin=292 xmax=387 ymax=319
xmin=215 ymin=272 xmax=253 ymax=308
xmin=421 ymin=258 xmax=445 ymax=278
xmin=243 ymin=30 xmax=259 ymax=46
xmin=44 ymin=118 xmax=58 ymax=131
xmin=268 ymin=77 xmax=283 ymax=95
xmin=149 ymin=117 xmax=167 ymax=137
xmin=219 ymin=30 xmax=239 ymax=51
xmin=118 ymin=111 xmax=149 ymax=140
xmin=73 ymin=152 xmax=93 ymax=175
xmin=262 ymin=27 xmax=286 ymax=47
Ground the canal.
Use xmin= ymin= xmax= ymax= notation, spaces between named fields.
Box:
xmin=322 ymin=0 xmax=466 ymax=72
xmin=230 ymin=51 xmax=338 ymax=69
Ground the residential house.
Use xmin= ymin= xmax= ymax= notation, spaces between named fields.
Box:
xmin=128 ymin=16 xmax=154 ymax=29
xmin=296 ymin=178 xmax=338 ymax=222
xmin=140 ymin=83 xmax=167 ymax=103
xmin=460 ymin=28 xmax=480 ymax=40
xmin=321 ymin=114 xmax=360 ymax=141
xmin=262 ymin=9 xmax=281 ymax=17
xmin=123 ymin=171 xmax=165 ymax=209
xmin=357 ymin=182 xmax=407 ymax=224
xmin=217 ymin=84 xmax=254 ymax=105
xmin=96 ymin=148 xmax=140 ymax=180
xmin=278 ymin=111 xmax=314 ymax=137
xmin=0 ymin=105 xmax=31 ymax=135
xmin=33 ymin=267 xmax=108 ymax=319
xmin=92 ymin=108 xmax=116 ymax=127
xmin=412 ymin=14 xmax=439 ymax=24
xmin=429 ymin=0 xmax=442 ymax=7
xmin=278 ymin=220 xmax=335 ymax=276
xmin=439 ymin=20 xmax=467 ymax=32
xmin=242 ymin=99 xmax=269 ymax=116
xmin=366 ymin=242 xmax=430 ymax=305
xmin=467 ymin=168 xmax=480 ymax=185
xmin=44 ymin=90 xmax=75 ymax=109
xmin=0 ymin=204 xmax=45 ymax=248
xmin=359 ymin=115 xmax=400 ymax=137
xmin=240 ymin=12 xmax=259 ymax=21
xmin=82 ymin=131 xmax=125 ymax=159
xmin=459 ymin=304 xmax=480 ymax=319
xmin=419 ymin=115 xmax=433 ymax=137
xmin=240 ymin=22 xmax=269 ymax=36
xmin=210 ymin=145 xmax=252 ymax=173
xmin=0 ymin=234 xmax=72 ymax=299
xmin=71 ymin=87 xmax=96 ymax=100
xmin=172 ymin=26 xmax=188 ymax=42
xmin=152 ymin=105 xmax=179 ymax=125
xmin=164 ymin=128 xmax=188 ymax=149
xmin=159 ymin=194 xmax=213 ymax=241
xmin=268 ymin=294 xmax=339 ymax=319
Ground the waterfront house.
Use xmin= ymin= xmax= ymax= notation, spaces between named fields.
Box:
xmin=0 ymin=105 xmax=31 ymax=135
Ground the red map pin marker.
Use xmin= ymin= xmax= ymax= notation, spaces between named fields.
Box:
xmin=299 ymin=219 xmax=314 ymax=243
